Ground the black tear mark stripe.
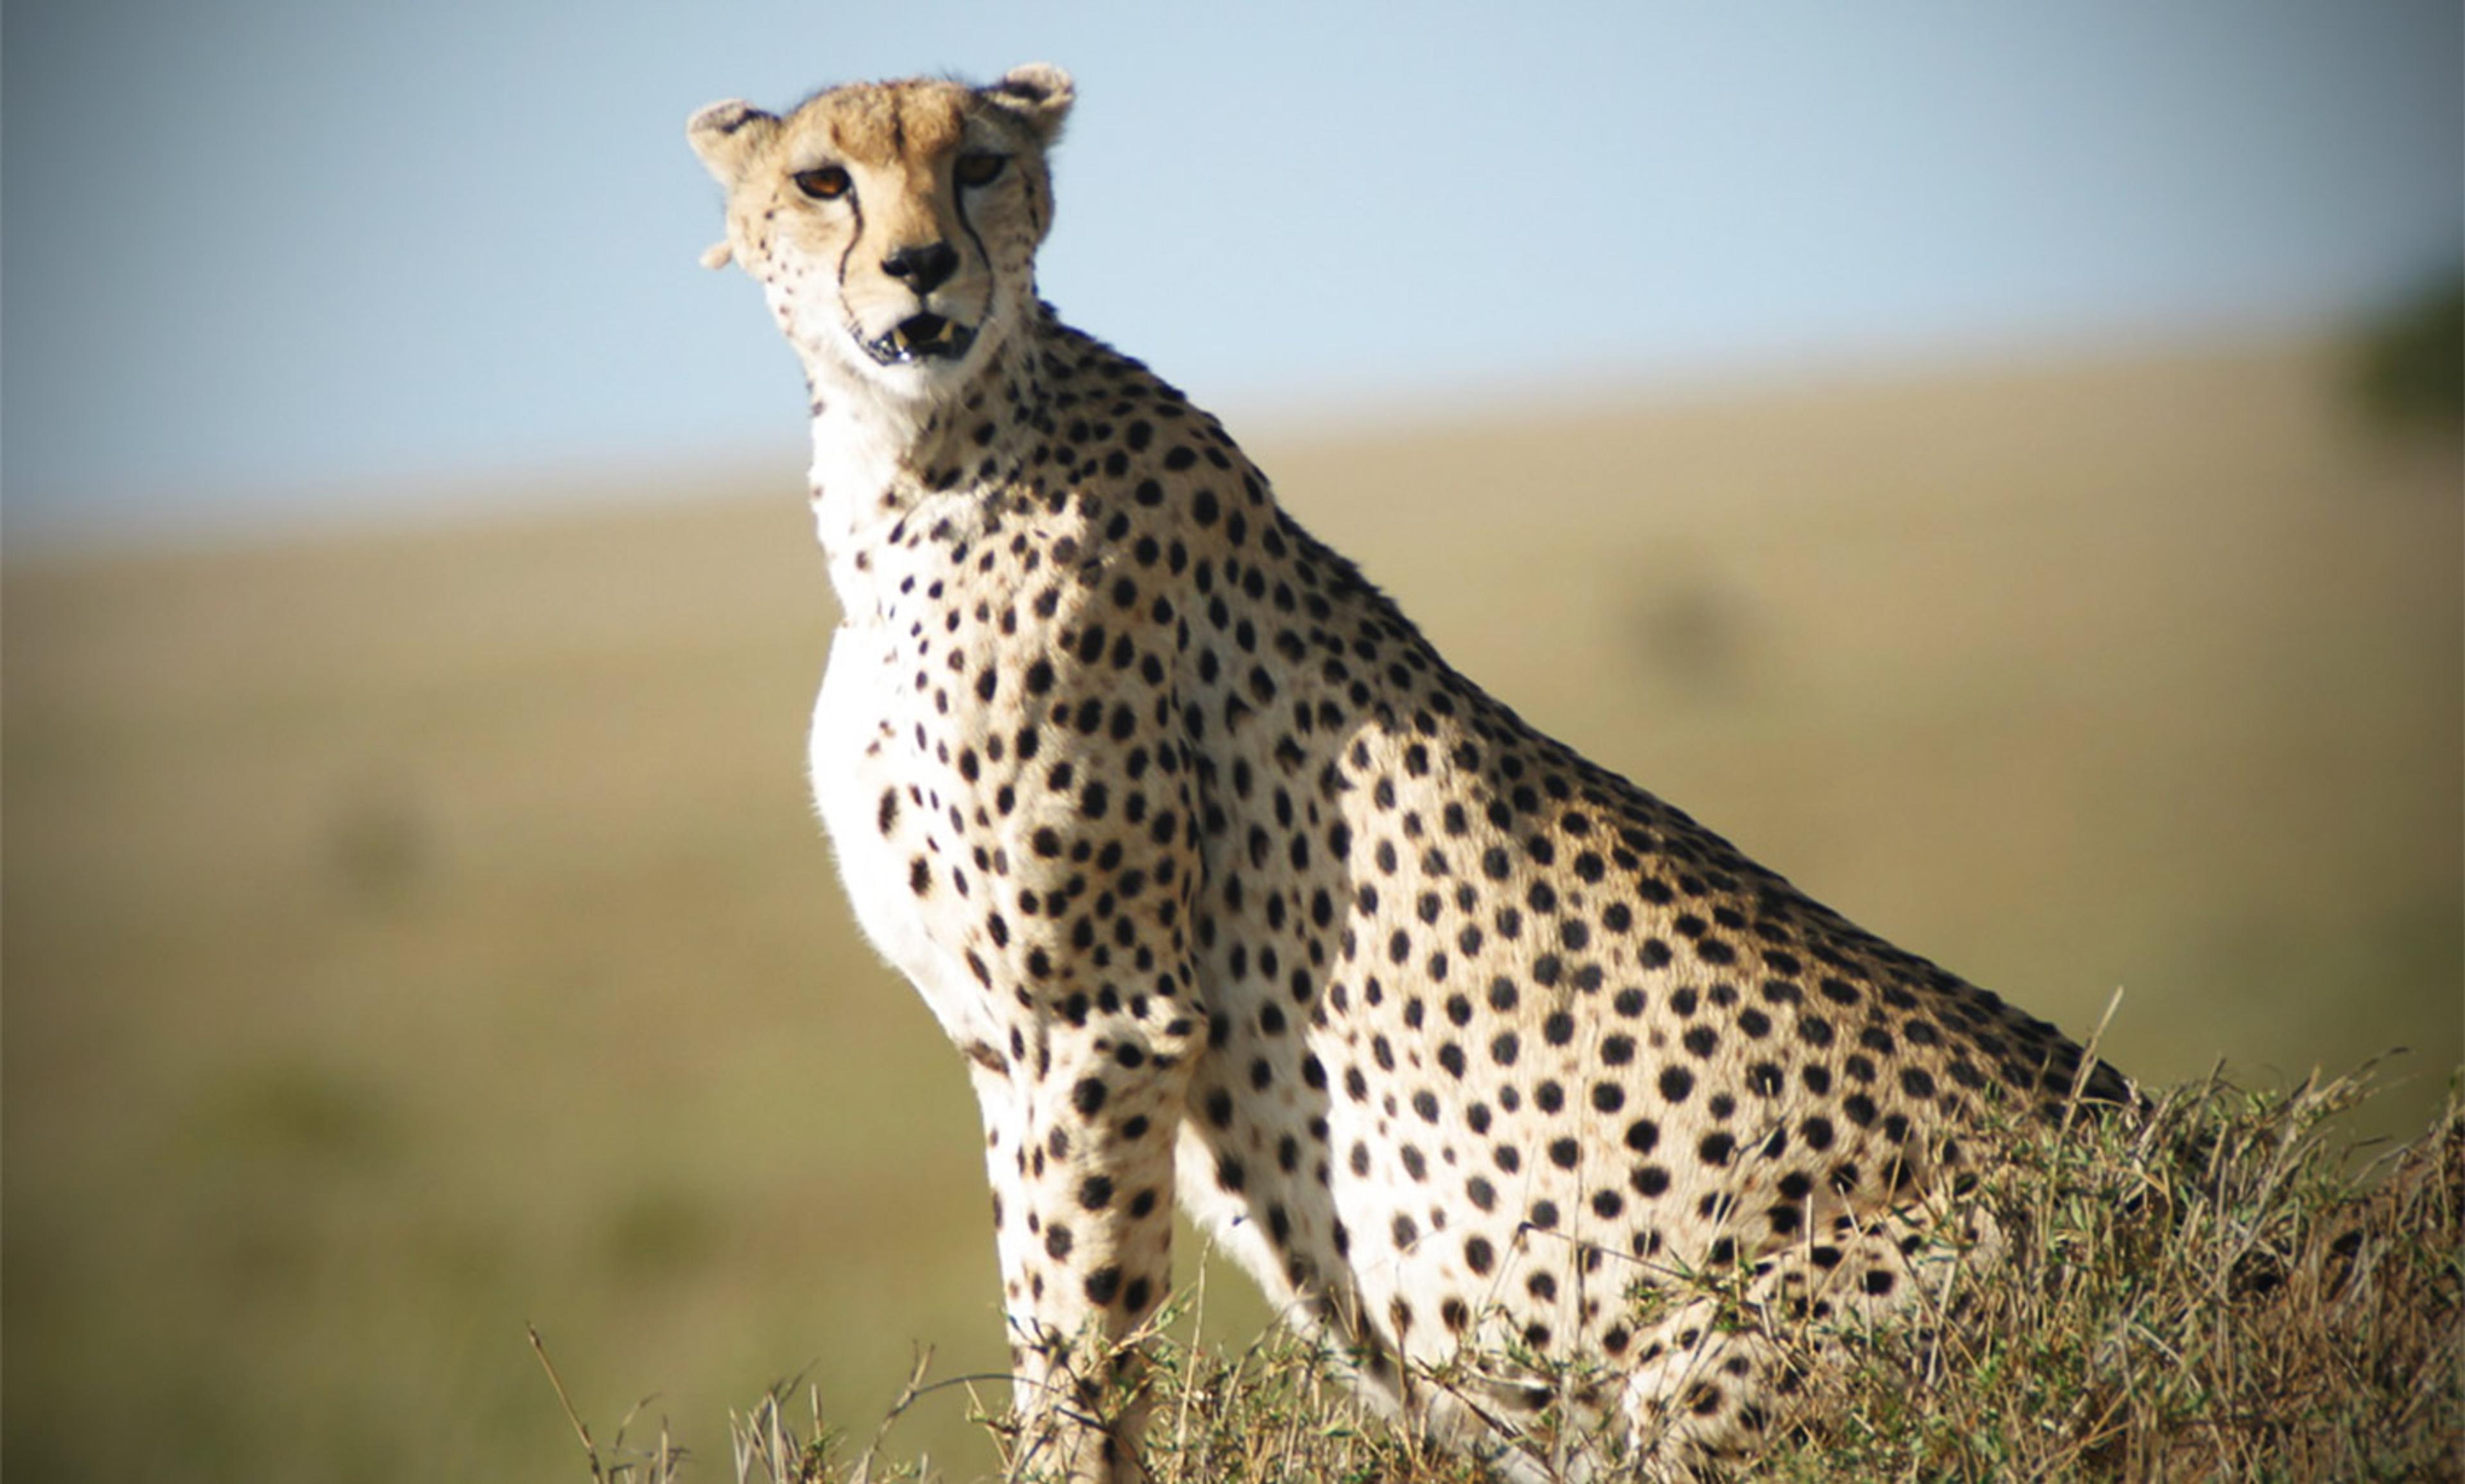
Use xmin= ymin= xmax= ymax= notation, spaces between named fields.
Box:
xmin=836 ymin=191 xmax=865 ymax=290
xmin=953 ymin=180 xmax=994 ymax=297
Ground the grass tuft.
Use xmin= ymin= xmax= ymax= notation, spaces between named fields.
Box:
xmin=571 ymin=1066 xmax=2461 ymax=1483
xmin=1759 ymin=1065 xmax=2462 ymax=1482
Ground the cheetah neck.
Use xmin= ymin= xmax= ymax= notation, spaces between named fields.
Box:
xmin=803 ymin=307 xmax=1053 ymax=617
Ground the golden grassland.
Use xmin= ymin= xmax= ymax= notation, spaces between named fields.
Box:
xmin=4 ymin=340 xmax=2458 ymax=1482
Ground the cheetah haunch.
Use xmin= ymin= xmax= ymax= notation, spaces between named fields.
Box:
xmin=689 ymin=65 xmax=2131 ymax=1482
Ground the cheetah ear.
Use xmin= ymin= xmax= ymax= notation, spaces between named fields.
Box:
xmin=981 ymin=64 xmax=1073 ymax=144
xmin=687 ymin=98 xmax=781 ymax=186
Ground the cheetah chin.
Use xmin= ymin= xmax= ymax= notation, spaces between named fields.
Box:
xmin=864 ymin=311 xmax=976 ymax=367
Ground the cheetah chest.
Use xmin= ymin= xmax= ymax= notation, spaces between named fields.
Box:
xmin=809 ymin=618 xmax=1001 ymax=1051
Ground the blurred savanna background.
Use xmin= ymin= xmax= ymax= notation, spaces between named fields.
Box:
xmin=4 ymin=4 xmax=2459 ymax=1481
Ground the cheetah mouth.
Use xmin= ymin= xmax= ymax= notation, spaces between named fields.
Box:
xmin=863 ymin=313 xmax=978 ymax=367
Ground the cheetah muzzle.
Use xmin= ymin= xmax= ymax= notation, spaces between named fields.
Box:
xmin=689 ymin=60 xmax=2133 ymax=1484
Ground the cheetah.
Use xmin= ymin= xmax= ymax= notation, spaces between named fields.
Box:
xmin=687 ymin=64 xmax=2132 ymax=1482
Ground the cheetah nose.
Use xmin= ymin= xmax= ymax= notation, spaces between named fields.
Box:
xmin=881 ymin=241 xmax=960 ymax=295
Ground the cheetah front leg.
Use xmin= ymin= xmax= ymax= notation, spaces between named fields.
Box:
xmin=940 ymin=667 xmax=1209 ymax=1483
xmin=969 ymin=1010 xmax=1197 ymax=1483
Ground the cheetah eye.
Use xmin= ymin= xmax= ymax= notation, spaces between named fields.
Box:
xmin=793 ymin=166 xmax=852 ymax=202
xmin=955 ymin=151 xmax=1009 ymax=187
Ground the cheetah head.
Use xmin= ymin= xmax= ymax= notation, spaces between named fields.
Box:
xmin=688 ymin=65 xmax=1072 ymax=403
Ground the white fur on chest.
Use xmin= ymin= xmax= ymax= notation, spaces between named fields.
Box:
xmin=808 ymin=621 xmax=1003 ymax=1051
xmin=808 ymin=393 xmax=930 ymax=615
xmin=801 ymin=389 xmax=1022 ymax=1055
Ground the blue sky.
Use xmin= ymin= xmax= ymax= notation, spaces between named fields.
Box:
xmin=3 ymin=1 xmax=2457 ymax=546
